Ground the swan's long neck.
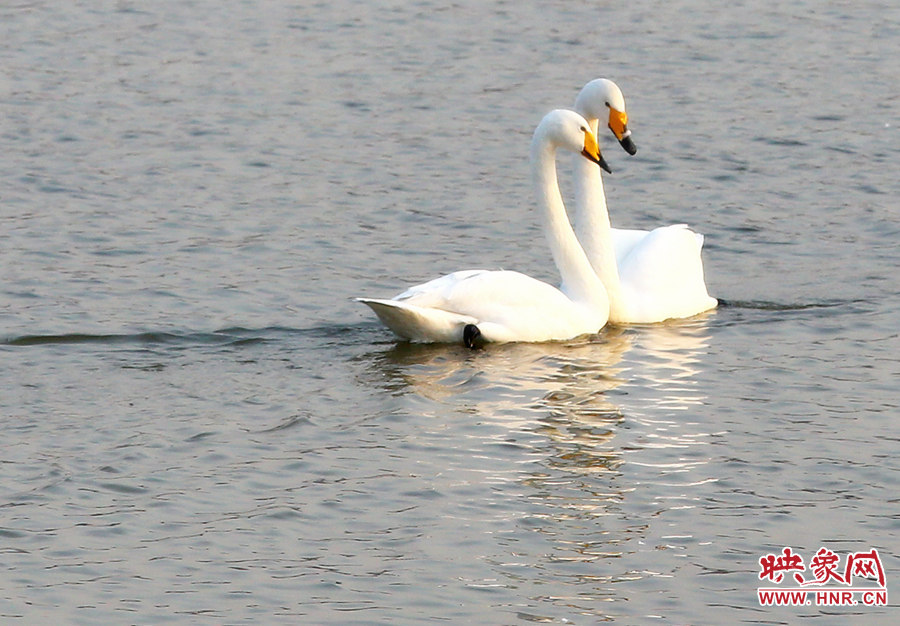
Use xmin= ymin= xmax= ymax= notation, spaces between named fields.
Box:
xmin=572 ymin=117 xmax=626 ymax=319
xmin=531 ymin=133 xmax=609 ymax=316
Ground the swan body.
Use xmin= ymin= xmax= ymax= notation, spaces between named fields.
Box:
xmin=573 ymin=78 xmax=717 ymax=324
xmin=358 ymin=109 xmax=611 ymax=345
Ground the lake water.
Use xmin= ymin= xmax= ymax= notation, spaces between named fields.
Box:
xmin=2 ymin=0 xmax=899 ymax=623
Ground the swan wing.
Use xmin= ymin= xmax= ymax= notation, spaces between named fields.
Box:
xmin=359 ymin=269 xmax=605 ymax=343
xmin=610 ymin=227 xmax=649 ymax=266
xmin=391 ymin=269 xmax=488 ymax=308
xmin=432 ymin=270 xmax=603 ymax=342
xmin=611 ymin=226 xmax=705 ymax=266
xmin=618 ymin=224 xmax=717 ymax=322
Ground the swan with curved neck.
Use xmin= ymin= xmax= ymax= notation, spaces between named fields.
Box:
xmin=358 ymin=109 xmax=610 ymax=346
xmin=572 ymin=78 xmax=717 ymax=323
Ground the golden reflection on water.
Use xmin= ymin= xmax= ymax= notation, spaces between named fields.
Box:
xmin=360 ymin=314 xmax=715 ymax=474
xmin=359 ymin=318 xmax=718 ymax=611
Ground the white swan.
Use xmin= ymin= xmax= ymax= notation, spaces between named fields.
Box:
xmin=357 ymin=109 xmax=611 ymax=347
xmin=572 ymin=78 xmax=717 ymax=324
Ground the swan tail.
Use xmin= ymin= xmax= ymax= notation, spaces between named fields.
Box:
xmin=356 ymin=298 xmax=477 ymax=343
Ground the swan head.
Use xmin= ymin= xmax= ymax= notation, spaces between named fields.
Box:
xmin=536 ymin=109 xmax=612 ymax=174
xmin=574 ymin=78 xmax=637 ymax=156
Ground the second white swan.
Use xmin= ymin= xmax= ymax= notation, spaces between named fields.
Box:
xmin=572 ymin=78 xmax=717 ymax=324
xmin=357 ymin=109 xmax=611 ymax=347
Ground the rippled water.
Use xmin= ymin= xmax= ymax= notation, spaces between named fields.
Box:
xmin=2 ymin=1 xmax=899 ymax=623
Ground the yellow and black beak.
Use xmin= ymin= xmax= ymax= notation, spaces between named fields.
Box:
xmin=608 ymin=107 xmax=637 ymax=155
xmin=581 ymin=128 xmax=612 ymax=174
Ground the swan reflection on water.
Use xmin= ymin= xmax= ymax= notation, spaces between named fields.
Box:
xmin=357 ymin=313 xmax=715 ymax=470
xmin=355 ymin=317 xmax=716 ymax=606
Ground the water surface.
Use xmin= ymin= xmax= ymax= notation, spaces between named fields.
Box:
xmin=2 ymin=1 xmax=899 ymax=623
